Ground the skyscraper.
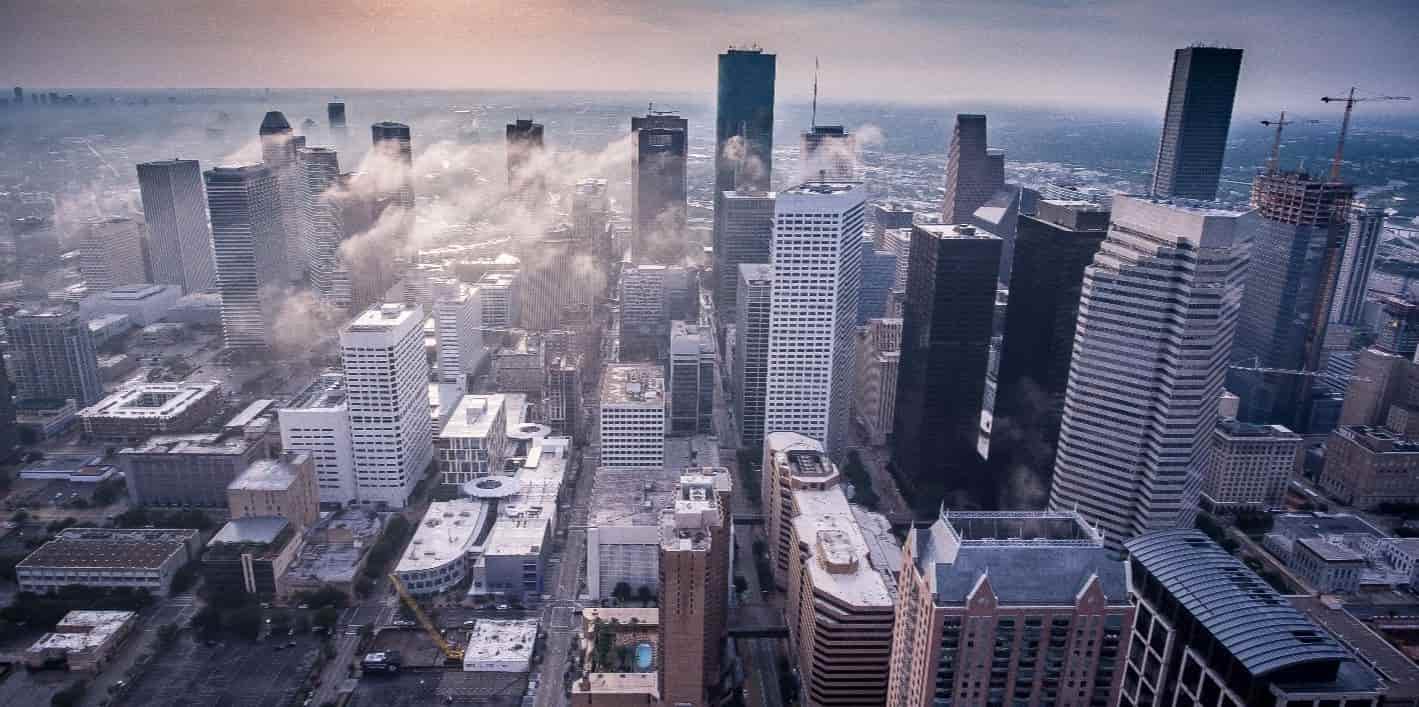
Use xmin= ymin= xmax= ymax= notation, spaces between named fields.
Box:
xmin=340 ymin=303 xmax=433 ymax=508
xmin=631 ymin=111 xmax=688 ymax=262
xmin=0 ymin=356 xmax=17 ymax=461
xmin=941 ymin=114 xmax=1005 ymax=224
xmin=297 ymin=147 xmax=344 ymax=303
xmin=137 ymin=159 xmax=215 ymax=293
xmin=1050 ymin=197 xmax=1253 ymax=548
xmin=78 ymin=216 xmax=147 ymax=291
xmin=8 ymin=308 xmax=103 ymax=406
xmin=1229 ymin=170 xmax=1353 ymax=428
xmin=505 ymin=118 xmax=545 ymax=208
xmin=326 ymin=101 xmax=346 ymax=130
xmin=713 ymin=190 xmax=775 ymax=324
xmin=205 ymin=164 xmax=287 ymax=357
xmin=259 ymin=111 xmax=304 ymax=282
xmin=657 ymin=470 xmax=731 ymax=706
xmin=892 ymin=224 xmax=1001 ymax=511
xmin=668 ymin=321 xmax=715 ymax=435
xmin=734 ymin=264 xmax=773 ymax=450
xmin=857 ymin=236 xmax=898 ymax=323
xmin=763 ymin=181 xmax=864 ymax=458
xmin=989 ymin=200 xmax=1110 ymax=496
xmin=853 ymin=317 xmax=901 ymax=446
xmin=800 ymin=124 xmax=856 ymax=182
xmin=714 ymin=47 xmax=776 ymax=197
xmin=1331 ymin=203 xmax=1386 ymax=325
xmin=371 ymin=121 xmax=415 ymax=212
xmin=1150 ymin=46 xmax=1244 ymax=201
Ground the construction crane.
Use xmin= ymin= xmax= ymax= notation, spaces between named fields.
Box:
xmin=1229 ymin=357 xmax=1372 ymax=383
xmin=1259 ymin=111 xmax=1320 ymax=175
xmin=1320 ymin=87 xmax=1411 ymax=181
xmin=388 ymin=573 xmax=464 ymax=665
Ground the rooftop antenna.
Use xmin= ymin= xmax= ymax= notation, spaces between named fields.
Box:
xmin=811 ymin=57 xmax=820 ymax=130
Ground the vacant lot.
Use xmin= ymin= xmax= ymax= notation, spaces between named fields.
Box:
xmin=117 ymin=633 xmax=322 ymax=707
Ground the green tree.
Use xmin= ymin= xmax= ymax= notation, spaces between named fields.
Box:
xmin=635 ymin=585 xmax=654 ymax=606
xmin=612 ymin=582 xmax=633 ymax=604
xmin=314 ymin=606 xmax=339 ymax=631
xmin=228 ymin=606 xmax=263 ymax=641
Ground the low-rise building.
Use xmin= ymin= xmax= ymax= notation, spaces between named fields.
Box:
xmin=281 ymin=510 xmax=384 ymax=598
xmin=1293 ymin=536 xmax=1366 ymax=594
xmin=120 ymin=431 xmax=264 ymax=508
xmin=16 ymin=528 xmax=200 ymax=596
xmin=202 ymin=516 xmax=302 ymax=598
xmin=1201 ymin=418 xmax=1302 ymax=512
xmin=1263 ymin=513 xmax=1410 ymax=592
xmin=25 ymin=610 xmax=137 ymax=672
xmin=462 ymin=619 xmax=538 ymax=672
xmin=1320 ymin=425 xmax=1419 ymax=508
xmin=394 ymin=499 xmax=491 ymax=596
xmin=278 ymin=371 xmax=355 ymax=506
xmin=78 ymin=380 xmax=222 ymax=442
xmin=468 ymin=437 xmax=569 ymax=600
xmin=18 ymin=453 xmax=116 ymax=483
xmin=599 ymin=364 xmax=665 ymax=469
xmin=436 ymin=394 xmax=509 ymax=489
xmin=227 ymin=452 xmax=319 ymax=532
xmin=491 ymin=330 xmax=544 ymax=395
xmin=78 ymin=284 xmax=182 ymax=326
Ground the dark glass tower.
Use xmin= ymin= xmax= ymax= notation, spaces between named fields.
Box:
xmin=713 ymin=49 xmax=775 ymax=313
xmin=988 ymin=200 xmax=1110 ymax=504
xmin=505 ymin=118 xmax=545 ymax=207
xmin=327 ymin=101 xmax=346 ymax=130
xmin=1150 ymin=46 xmax=1243 ymax=201
xmin=631 ymin=112 xmax=688 ymax=262
xmin=892 ymin=224 xmax=1001 ymax=514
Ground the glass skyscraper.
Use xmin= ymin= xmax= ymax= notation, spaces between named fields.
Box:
xmin=1150 ymin=46 xmax=1243 ymax=201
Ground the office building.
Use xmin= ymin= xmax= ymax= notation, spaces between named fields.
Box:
xmin=79 ymin=381 xmax=222 ymax=443
xmin=137 ymin=159 xmax=215 ymax=293
xmin=436 ymin=394 xmax=510 ymax=489
xmin=892 ymin=224 xmax=1000 ymax=510
xmin=990 ymin=200 xmax=1109 ymax=485
xmin=79 ymin=284 xmax=181 ymax=326
xmin=327 ymin=101 xmax=346 ymax=130
xmin=573 ymin=178 xmax=612 ymax=273
xmin=1319 ymin=425 xmax=1419 ymax=509
xmin=1332 ymin=203 xmax=1386 ymax=325
xmin=1149 ymin=46 xmax=1244 ymax=201
xmin=887 ymin=510 xmax=1131 ymax=707
xmin=226 ymin=452 xmax=319 ymax=532
xmin=506 ymin=118 xmax=545 ymax=207
xmin=78 ymin=217 xmax=147 ymax=292
xmin=1201 ymin=419 xmax=1302 ymax=512
xmin=433 ymin=280 xmax=482 ymax=385
xmin=205 ymin=164 xmax=286 ymax=356
xmin=1230 ymin=170 xmax=1354 ymax=428
xmin=1050 ymin=198 xmax=1253 ymax=548
xmin=599 ymin=364 xmax=666 ymax=469
xmin=1122 ymin=530 xmax=1382 ymax=707
xmin=857 ymin=236 xmax=897 ymax=324
xmin=714 ymin=47 xmax=775 ymax=197
xmin=631 ymin=111 xmax=688 ymax=261
xmin=764 ymin=181 xmax=864 ymax=458
xmin=203 ymin=516 xmax=302 ymax=598
xmin=16 ymin=528 xmax=200 ymax=596
xmin=476 ymin=270 xmax=520 ymax=330
xmin=371 ymin=121 xmax=415 ymax=212
xmin=734 ymin=264 xmax=772 ymax=450
xmin=1038 ymin=182 xmax=1115 ymax=209
xmin=618 ymin=263 xmax=671 ymax=361
xmin=279 ymin=372 xmax=356 ymax=506
xmin=800 ymin=124 xmax=855 ymax=181
xmin=658 ymin=471 xmax=731 ymax=706
xmin=25 ymin=610 xmax=137 ymax=673
xmin=259 ymin=111 xmax=304 ymax=281
xmin=712 ymin=190 xmax=774 ymax=324
xmin=854 ymin=318 xmax=901 ymax=446
xmin=297 ymin=146 xmax=344 ymax=301
xmin=341 ymin=303 xmax=432 ymax=508
xmin=120 ymin=431 xmax=264 ymax=508
xmin=0 ymin=362 xmax=17 ymax=461
xmin=669 ymin=321 xmax=715 ymax=435
xmin=8 ymin=308 xmax=103 ymax=406
xmin=546 ymin=353 xmax=582 ymax=439
xmin=941 ymin=114 xmax=1005 ymax=224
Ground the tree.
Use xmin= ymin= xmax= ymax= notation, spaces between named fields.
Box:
xmin=635 ymin=585 xmax=654 ymax=606
xmin=612 ymin=582 xmax=633 ymax=604
xmin=314 ymin=606 xmax=339 ymax=631
xmin=228 ymin=606 xmax=263 ymax=641
xmin=11 ymin=509 xmax=29 ymax=523
xmin=51 ymin=681 xmax=87 ymax=707
xmin=192 ymin=606 xmax=222 ymax=637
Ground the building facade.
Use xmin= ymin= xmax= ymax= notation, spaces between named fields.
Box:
xmin=436 ymin=394 xmax=510 ymax=488
xmin=669 ymin=321 xmax=715 ymax=435
xmin=1149 ymin=46 xmax=1244 ymax=201
xmin=8 ymin=308 xmax=103 ymax=406
xmin=78 ymin=217 xmax=147 ymax=292
xmin=658 ymin=472 xmax=731 ymax=706
xmin=1319 ymin=425 xmax=1419 ymax=509
xmin=942 ymin=114 xmax=1005 ymax=225
xmin=137 ymin=159 xmax=215 ymax=293
xmin=733 ymin=263 xmax=773 ymax=450
xmin=120 ymin=432 xmax=264 ymax=508
xmin=16 ymin=528 xmax=199 ymax=596
xmin=1201 ymin=419 xmax=1301 ymax=512
xmin=205 ymin=164 xmax=287 ymax=356
xmin=279 ymin=372 xmax=356 ymax=505
xmin=800 ymin=125 xmax=856 ymax=182
xmin=854 ymin=317 xmax=901 ymax=446
xmin=599 ymin=364 xmax=666 ymax=469
xmin=631 ymin=112 xmax=688 ymax=261
xmin=1332 ymin=204 xmax=1386 ymax=325
xmin=226 ymin=452 xmax=320 ymax=532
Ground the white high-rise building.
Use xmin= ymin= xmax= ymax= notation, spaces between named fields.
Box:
xmin=763 ymin=181 xmax=864 ymax=457
xmin=137 ymin=159 xmax=215 ymax=293
xmin=1331 ymin=203 xmax=1386 ymax=326
xmin=599 ymin=364 xmax=666 ymax=469
xmin=279 ymin=372 xmax=356 ymax=505
xmin=340 ymin=303 xmax=433 ymax=508
xmin=205 ymin=164 xmax=287 ymax=356
xmin=476 ymin=271 xmax=520 ymax=330
xmin=78 ymin=216 xmax=148 ymax=292
xmin=433 ymin=279 xmax=483 ymax=387
xmin=799 ymin=125 xmax=856 ymax=182
xmin=298 ymin=147 xmax=343 ymax=301
xmin=1049 ymin=197 xmax=1254 ymax=548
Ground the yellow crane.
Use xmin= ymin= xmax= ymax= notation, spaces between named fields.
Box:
xmin=388 ymin=573 xmax=464 ymax=665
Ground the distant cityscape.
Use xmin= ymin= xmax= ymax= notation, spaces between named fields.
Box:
xmin=3 ymin=31 xmax=1419 ymax=707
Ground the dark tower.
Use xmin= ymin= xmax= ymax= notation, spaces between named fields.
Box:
xmin=1151 ymin=46 xmax=1244 ymax=201
xmin=631 ymin=111 xmax=688 ymax=262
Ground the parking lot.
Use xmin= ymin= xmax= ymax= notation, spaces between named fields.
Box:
xmin=349 ymin=670 xmax=527 ymax=706
xmin=117 ymin=633 xmax=322 ymax=707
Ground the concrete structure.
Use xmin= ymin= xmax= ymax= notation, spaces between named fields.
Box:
xmin=762 ymin=431 xmax=834 ymax=587
xmin=942 ymin=114 xmax=1005 ymax=224
xmin=631 ymin=112 xmax=688 ymax=261
xmin=764 ymin=181 xmax=865 ymax=458
xmin=468 ymin=437 xmax=569 ymax=599
xmin=282 ymin=510 xmax=383 ymax=597
xmin=78 ymin=217 xmax=147 ymax=292
xmin=714 ymin=191 xmax=774 ymax=324
xmin=279 ymin=372 xmax=356 ymax=505
xmin=1292 ymin=537 xmax=1366 ymax=594
xmin=491 ymin=329 xmax=545 ymax=395
xmin=1049 ymin=198 xmax=1253 ymax=548
xmin=85 ymin=313 xmax=134 ymax=348
xmin=1150 ymin=46 xmax=1244 ymax=201
xmin=137 ymin=159 xmax=215 ymax=293
xmin=79 ymin=381 xmax=221 ymax=442
xmin=1200 ymin=419 xmax=1301 ymax=512
xmin=341 ymin=303 xmax=433 ymax=508
xmin=669 ymin=320 xmax=715 ymax=435
xmin=205 ymin=164 xmax=286 ymax=356
xmin=1332 ymin=203 xmax=1386 ymax=325
xmin=1038 ymin=182 xmax=1115 ymax=208
xmin=1263 ymin=513 xmax=1410 ymax=592
xmin=546 ymin=354 xmax=582 ymax=439
xmin=203 ymin=516 xmax=302 ymax=597
xmin=477 ymin=269 xmax=520 ymax=330
xmin=618 ymin=263 xmax=672 ymax=361
xmin=1122 ymin=530 xmax=1382 ymax=707
xmin=18 ymin=453 xmax=115 ymax=483
xmin=394 ymin=498 xmax=490 ymax=595
xmin=599 ymin=364 xmax=666 ymax=469
xmin=298 ymin=146 xmax=345 ymax=302
xmin=854 ymin=318 xmax=901 ymax=446
xmin=120 ymin=431 xmax=264 ymax=508
xmin=800 ymin=125 xmax=856 ymax=182
xmin=463 ymin=619 xmax=538 ymax=673
xmin=1320 ymin=425 xmax=1419 ymax=509
xmin=227 ymin=452 xmax=319 ymax=531
xmin=658 ymin=472 xmax=731 ymax=706
xmin=8 ymin=308 xmax=103 ymax=406
xmin=733 ymin=263 xmax=772 ymax=449
xmin=436 ymin=394 xmax=509 ymax=488
xmin=25 ymin=611 xmax=137 ymax=672
xmin=79 ymin=283 xmax=182 ymax=326
xmin=887 ymin=510 xmax=1131 ymax=707
xmin=434 ymin=281 xmax=483 ymax=385
xmin=16 ymin=528 xmax=200 ymax=596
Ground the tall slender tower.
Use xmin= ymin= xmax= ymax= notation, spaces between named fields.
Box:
xmin=327 ymin=101 xmax=346 ymax=131
xmin=631 ymin=111 xmax=688 ymax=262
xmin=298 ymin=147 xmax=343 ymax=303
xmin=713 ymin=191 xmax=775 ymax=325
xmin=370 ymin=121 xmax=415 ymax=213
xmin=942 ymin=114 xmax=1005 ymax=224
xmin=505 ymin=119 xmax=545 ymax=208
xmin=138 ymin=159 xmax=215 ymax=293
xmin=713 ymin=47 xmax=776 ymax=313
xmin=657 ymin=470 xmax=731 ymax=706
xmin=734 ymin=264 xmax=773 ymax=450
xmin=1331 ymin=203 xmax=1386 ymax=325
xmin=78 ymin=217 xmax=148 ymax=291
xmin=259 ymin=111 xmax=304 ymax=282
xmin=1150 ymin=46 xmax=1244 ymax=201
xmin=763 ymin=181 xmax=864 ymax=458
xmin=1049 ymin=197 xmax=1254 ymax=549
xmin=205 ymin=164 xmax=287 ymax=357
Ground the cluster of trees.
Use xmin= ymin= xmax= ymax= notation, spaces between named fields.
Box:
xmin=841 ymin=450 xmax=880 ymax=510
xmin=610 ymin=582 xmax=655 ymax=606
xmin=113 ymin=507 xmax=214 ymax=531
xmin=355 ymin=515 xmax=411 ymax=596
xmin=0 ymin=586 xmax=154 ymax=641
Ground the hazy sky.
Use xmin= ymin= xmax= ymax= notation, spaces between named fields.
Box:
xmin=4 ymin=0 xmax=1416 ymax=113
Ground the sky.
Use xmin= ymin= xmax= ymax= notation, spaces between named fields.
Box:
xmin=3 ymin=0 xmax=1416 ymax=113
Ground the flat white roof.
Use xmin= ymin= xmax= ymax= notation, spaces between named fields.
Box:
xmin=397 ymin=499 xmax=490 ymax=573
xmin=80 ymin=381 xmax=220 ymax=420
xmin=440 ymin=394 xmax=506 ymax=440
xmin=484 ymin=438 xmax=569 ymax=557
xmin=601 ymin=364 xmax=664 ymax=404
xmin=28 ymin=611 xmax=135 ymax=653
xmin=791 ymin=485 xmax=895 ymax=608
xmin=228 ymin=455 xmax=305 ymax=492
xmin=462 ymin=619 xmax=537 ymax=671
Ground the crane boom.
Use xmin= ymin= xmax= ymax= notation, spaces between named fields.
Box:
xmin=388 ymin=573 xmax=464 ymax=664
xmin=1321 ymin=87 xmax=1411 ymax=181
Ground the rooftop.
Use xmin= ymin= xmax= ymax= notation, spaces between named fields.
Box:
xmin=462 ymin=619 xmax=537 ymax=671
xmin=94 ymin=284 xmax=174 ymax=301
xmin=483 ymin=438 xmax=569 ymax=558
xmin=573 ymin=673 xmax=659 ymax=696
xmin=581 ymin=608 xmax=659 ymax=627
xmin=782 ymin=180 xmax=862 ymax=196
xmin=1272 ymin=513 xmax=1387 ymax=541
xmin=228 ymin=454 xmax=307 ymax=492
xmin=120 ymin=431 xmax=255 ymax=457
xmin=670 ymin=321 xmax=715 ymax=355
xmin=81 ymin=381 xmax=219 ymax=420
xmin=1290 ymin=595 xmax=1419 ymax=701
xmin=790 ymin=486 xmax=896 ymax=607
xmin=210 ymin=516 xmax=291 ymax=546
xmin=439 ymin=394 xmax=506 ymax=440
xmin=1298 ymin=537 xmax=1367 ymax=564
xmin=1126 ymin=530 xmax=1352 ymax=676
xmin=913 ymin=223 xmax=1001 ymax=241
xmin=284 ymin=372 xmax=346 ymax=410
xmin=397 ymin=499 xmax=491 ymax=573
xmin=600 ymin=363 xmax=665 ymax=405
xmin=592 ymin=437 xmax=719 ymax=527
xmin=348 ymin=302 xmax=420 ymax=331
xmin=18 ymin=529 xmax=196 ymax=570
xmin=27 ymin=611 xmax=135 ymax=655
xmin=1216 ymin=418 xmax=1302 ymax=439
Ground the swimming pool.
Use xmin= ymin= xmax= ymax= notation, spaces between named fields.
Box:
xmin=634 ymin=642 xmax=653 ymax=671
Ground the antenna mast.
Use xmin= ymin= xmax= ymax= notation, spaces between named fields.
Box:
xmin=811 ymin=57 xmax=819 ymax=130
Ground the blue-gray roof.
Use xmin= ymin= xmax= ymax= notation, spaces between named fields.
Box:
xmin=1126 ymin=530 xmax=1351 ymax=676
xmin=934 ymin=545 xmax=1127 ymax=605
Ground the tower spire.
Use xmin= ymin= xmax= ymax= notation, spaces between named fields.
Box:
xmin=811 ymin=57 xmax=819 ymax=130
